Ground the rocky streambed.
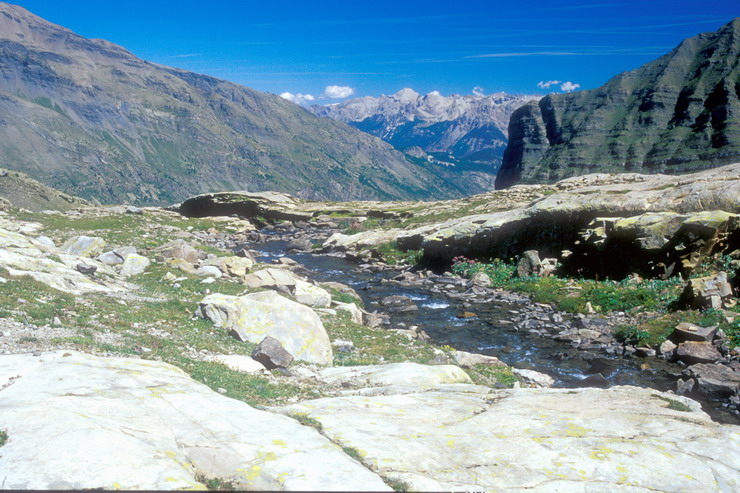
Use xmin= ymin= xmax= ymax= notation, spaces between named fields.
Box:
xmin=183 ymin=216 xmax=740 ymax=425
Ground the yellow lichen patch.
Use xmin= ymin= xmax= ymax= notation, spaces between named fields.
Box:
xmin=531 ymin=436 xmax=551 ymax=444
xmin=182 ymin=482 xmax=208 ymax=491
xmin=563 ymin=423 xmax=590 ymax=438
xmin=447 ymin=439 xmax=455 ymax=448
xmin=146 ymin=384 xmax=186 ymax=399
xmin=112 ymin=482 xmax=122 ymax=490
xmin=616 ymin=465 xmax=627 ymax=473
xmin=590 ymin=446 xmax=615 ymax=461
xmin=272 ymin=439 xmax=287 ymax=447
xmin=238 ymin=465 xmax=263 ymax=483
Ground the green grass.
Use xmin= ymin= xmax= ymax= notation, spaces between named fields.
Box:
xmin=186 ymin=360 xmax=319 ymax=408
xmin=371 ymin=241 xmax=423 ymax=266
xmin=615 ymin=307 xmax=739 ymax=347
xmin=326 ymin=287 xmax=364 ymax=308
xmin=450 ymin=256 xmax=738 ymax=348
xmin=194 ymin=474 xmax=238 ymax=491
xmin=323 ymin=312 xmax=438 ymax=366
xmin=0 ymin=430 xmax=7 ymax=447
xmin=289 ymin=413 xmax=324 ymax=431
xmin=652 ymin=394 xmax=692 ymax=412
xmin=14 ymin=210 xmax=219 ymax=251
xmin=382 ymin=475 xmax=412 ymax=492
xmin=452 ymin=257 xmax=683 ymax=314
xmin=341 ymin=445 xmax=364 ymax=462
xmin=0 ymin=267 xmax=75 ymax=325
xmin=467 ymin=364 xmax=519 ymax=388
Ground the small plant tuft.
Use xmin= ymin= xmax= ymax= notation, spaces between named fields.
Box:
xmin=652 ymin=394 xmax=692 ymax=412
xmin=194 ymin=474 xmax=238 ymax=491
xmin=291 ymin=413 xmax=324 ymax=431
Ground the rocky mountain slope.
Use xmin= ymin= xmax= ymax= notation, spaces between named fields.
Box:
xmin=0 ymin=3 xmax=471 ymax=205
xmin=311 ymin=89 xmax=539 ymax=192
xmin=0 ymin=167 xmax=89 ymax=211
xmin=496 ymin=18 xmax=740 ymax=189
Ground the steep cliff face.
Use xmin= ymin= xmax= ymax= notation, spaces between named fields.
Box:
xmin=0 ymin=3 xmax=469 ymax=205
xmin=496 ymin=18 xmax=740 ymax=189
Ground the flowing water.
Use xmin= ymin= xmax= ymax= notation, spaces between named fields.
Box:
xmin=250 ymin=237 xmax=738 ymax=423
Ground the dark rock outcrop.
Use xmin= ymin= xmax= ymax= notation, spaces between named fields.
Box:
xmin=497 ymin=19 xmax=740 ymax=189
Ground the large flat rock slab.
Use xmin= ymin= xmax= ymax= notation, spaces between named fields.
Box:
xmin=0 ymin=351 xmax=389 ymax=491
xmin=279 ymin=385 xmax=740 ymax=492
xmin=396 ymin=163 xmax=740 ymax=260
xmin=317 ymin=362 xmax=474 ymax=396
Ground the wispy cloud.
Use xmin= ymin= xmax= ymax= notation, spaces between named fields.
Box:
xmin=467 ymin=51 xmax=582 ymax=58
xmin=280 ymin=85 xmax=356 ymax=106
xmin=322 ymin=85 xmax=355 ymax=99
xmin=537 ymin=80 xmax=561 ymax=89
xmin=280 ymin=92 xmax=316 ymax=105
xmin=249 ymin=13 xmax=472 ymax=29
xmin=537 ymin=80 xmax=581 ymax=92
xmin=168 ymin=53 xmax=201 ymax=59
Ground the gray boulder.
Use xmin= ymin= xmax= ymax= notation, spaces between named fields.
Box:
xmin=153 ymin=239 xmax=200 ymax=264
xmin=516 ymin=250 xmax=542 ymax=277
xmin=680 ymin=272 xmax=734 ymax=310
xmin=684 ymin=363 xmax=740 ymax=398
xmin=197 ymin=291 xmax=333 ymax=365
xmin=61 ymin=236 xmax=106 ymax=257
xmin=120 ymin=254 xmax=150 ymax=277
xmin=675 ymin=341 xmax=722 ymax=365
xmin=672 ymin=322 xmax=718 ymax=343
xmin=252 ymin=336 xmax=294 ymax=369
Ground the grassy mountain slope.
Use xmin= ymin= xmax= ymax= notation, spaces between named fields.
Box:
xmin=0 ymin=3 xmax=467 ymax=205
xmin=496 ymin=18 xmax=740 ymax=189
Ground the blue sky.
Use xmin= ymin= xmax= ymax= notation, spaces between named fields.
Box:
xmin=10 ymin=1 xmax=738 ymax=102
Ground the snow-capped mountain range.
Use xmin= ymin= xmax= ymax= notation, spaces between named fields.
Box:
xmin=310 ymin=89 xmax=540 ymax=171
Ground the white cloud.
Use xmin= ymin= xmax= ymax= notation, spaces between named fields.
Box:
xmin=280 ymin=92 xmax=316 ymax=105
xmin=322 ymin=85 xmax=355 ymax=99
xmin=560 ymin=81 xmax=581 ymax=92
xmin=537 ymin=80 xmax=561 ymax=89
xmin=472 ymin=86 xmax=485 ymax=97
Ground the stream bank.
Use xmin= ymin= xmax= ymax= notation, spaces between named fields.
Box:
xmin=203 ymin=219 xmax=740 ymax=424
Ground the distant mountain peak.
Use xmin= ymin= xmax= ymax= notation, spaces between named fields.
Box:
xmin=393 ymin=88 xmax=420 ymax=101
xmin=310 ymin=89 xmax=540 ymax=194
